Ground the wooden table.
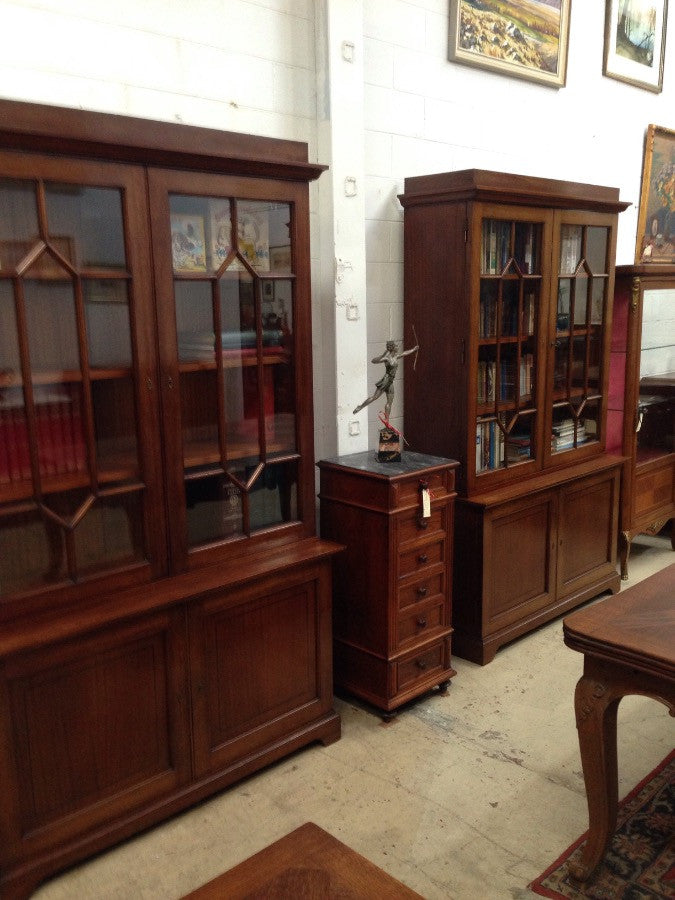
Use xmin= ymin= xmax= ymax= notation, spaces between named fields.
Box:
xmin=182 ymin=822 xmax=423 ymax=898
xmin=563 ymin=563 xmax=675 ymax=880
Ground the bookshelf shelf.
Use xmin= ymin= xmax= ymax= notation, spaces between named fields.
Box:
xmin=401 ymin=169 xmax=627 ymax=664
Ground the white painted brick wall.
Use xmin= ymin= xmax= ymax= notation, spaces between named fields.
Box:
xmin=0 ymin=0 xmax=673 ymax=454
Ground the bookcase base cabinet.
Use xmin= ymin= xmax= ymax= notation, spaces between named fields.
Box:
xmin=0 ymin=547 xmax=340 ymax=900
xmin=452 ymin=460 xmax=622 ymax=665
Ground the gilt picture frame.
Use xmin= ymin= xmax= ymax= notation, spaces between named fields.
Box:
xmin=448 ymin=0 xmax=571 ymax=88
xmin=635 ymin=124 xmax=675 ymax=264
xmin=603 ymin=0 xmax=668 ymax=93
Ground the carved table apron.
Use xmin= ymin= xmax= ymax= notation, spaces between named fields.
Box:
xmin=562 ymin=563 xmax=675 ymax=881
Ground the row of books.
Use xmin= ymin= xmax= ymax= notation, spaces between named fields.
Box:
xmin=476 ymin=419 xmax=533 ymax=473
xmin=0 ymin=402 xmax=86 ymax=483
xmin=551 ymin=418 xmax=586 ymax=452
xmin=479 ymin=292 xmax=535 ymax=339
xmin=477 ymin=355 xmax=534 ymax=404
xmin=476 ymin=420 xmax=505 ymax=472
xmin=481 ymin=221 xmax=537 ymax=276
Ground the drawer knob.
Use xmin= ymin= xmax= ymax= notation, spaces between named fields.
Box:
xmin=416 ymin=586 xmax=428 ymax=597
xmin=416 ymin=659 xmax=428 ymax=670
xmin=417 ymin=516 xmax=429 ymax=530
xmin=418 ymin=553 xmax=428 ymax=564
xmin=416 ymin=617 xmax=427 ymax=628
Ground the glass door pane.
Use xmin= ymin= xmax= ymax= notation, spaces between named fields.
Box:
xmin=636 ymin=287 xmax=675 ymax=463
xmin=476 ymin=216 xmax=542 ymax=477
xmin=550 ymin=221 xmax=609 ymax=457
xmin=169 ymin=194 xmax=298 ymax=549
xmin=0 ymin=172 xmax=151 ymax=598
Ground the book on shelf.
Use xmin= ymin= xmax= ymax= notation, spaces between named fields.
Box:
xmin=476 ymin=419 xmax=505 ymax=472
xmin=506 ymin=432 xmax=531 ymax=463
xmin=477 ymin=361 xmax=496 ymax=404
xmin=551 ymin=418 xmax=586 ymax=451
xmin=0 ymin=395 xmax=87 ymax=485
xmin=479 ymin=294 xmax=497 ymax=338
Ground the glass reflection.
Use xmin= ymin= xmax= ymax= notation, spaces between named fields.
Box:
xmin=0 ymin=508 xmax=66 ymax=595
xmin=24 ymin=280 xmax=80 ymax=372
xmin=45 ymin=184 xmax=126 ymax=269
xmin=0 ymin=177 xmax=39 ymax=271
xmin=585 ymin=227 xmax=608 ymax=274
xmin=85 ymin=280 xmax=132 ymax=368
xmin=186 ymin=474 xmax=243 ymax=546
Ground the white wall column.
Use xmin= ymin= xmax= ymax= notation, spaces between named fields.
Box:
xmin=314 ymin=0 xmax=368 ymax=458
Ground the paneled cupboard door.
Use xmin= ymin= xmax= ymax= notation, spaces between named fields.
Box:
xmin=0 ymin=154 xmax=166 ymax=604
xmin=148 ymin=170 xmax=314 ymax=571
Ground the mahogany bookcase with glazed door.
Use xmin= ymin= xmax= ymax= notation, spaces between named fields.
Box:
xmin=399 ymin=170 xmax=629 ymax=664
xmin=0 ymin=99 xmax=341 ymax=900
xmin=608 ymin=264 xmax=674 ymax=578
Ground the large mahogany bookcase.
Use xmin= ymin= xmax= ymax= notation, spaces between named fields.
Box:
xmin=0 ymin=100 xmax=340 ymax=898
xmin=400 ymin=170 xmax=628 ymax=664
xmin=609 ymin=264 xmax=674 ymax=577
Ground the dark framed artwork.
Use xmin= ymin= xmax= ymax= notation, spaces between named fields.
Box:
xmin=448 ymin=0 xmax=571 ymax=88
xmin=604 ymin=0 xmax=668 ymax=92
xmin=635 ymin=124 xmax=675 ymax=264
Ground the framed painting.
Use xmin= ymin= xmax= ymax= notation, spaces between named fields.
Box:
xmin=448 ymin=0 xmax=571 ymax=88
xmin=635 ymin=125 xmax=675 ymax=264
xmin=604 ymin=0 xmax=668 ymax=92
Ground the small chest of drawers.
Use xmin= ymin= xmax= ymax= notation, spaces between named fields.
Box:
xmin=318 ymin=451 xmax=459 ymax=716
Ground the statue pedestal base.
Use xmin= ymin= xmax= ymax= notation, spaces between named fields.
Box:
xmin=378 ymin=427 xmax=401 ymax=462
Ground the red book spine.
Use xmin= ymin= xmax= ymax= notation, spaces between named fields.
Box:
xmin=13 ymin=406 xmax=31 ymax=479
xmin=50 ymin=401 xmax=68 ymax=475
xmin=71 ymin=400 xmax=86 ymax=472
xmin=0 ymin=409 xmax=11 ymax=484
xmin=61 ymin=399 xmax=77 ymax=473
xmin=36 ymin=404 xmax=56 ymax=477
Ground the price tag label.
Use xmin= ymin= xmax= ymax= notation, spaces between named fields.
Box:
xmin=421 ymin=486 xmax=431 ymax=518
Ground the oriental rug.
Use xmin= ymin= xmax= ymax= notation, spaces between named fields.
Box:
xmin=529 ymin=749 xmax=674 ymax=899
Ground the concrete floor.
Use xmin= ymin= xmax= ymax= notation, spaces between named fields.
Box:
xmin=34 ymin=530 xmax=674 ymax=900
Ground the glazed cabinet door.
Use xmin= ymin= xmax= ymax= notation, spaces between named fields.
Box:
xmin=147 ymin=170 xmax=315 ymax=573
xmin=189 ymin=562 xmax=335 ymax=778
xmin=0 ymin=153 xmax=166 ymax=608
xmin=556 ymin=467 xmax=620 ymax=601
xmin=467 ymin=203 xmax=552 ymax=493
xmin=545 ymin=211 xmax=617 ymax=466
xmin=0 ymin=608 xmax=190 ymax=874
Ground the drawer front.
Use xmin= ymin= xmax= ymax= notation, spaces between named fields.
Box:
xmin=398 ymin=538 xmax=445 ymax=579
xmin=394 ymin=469 xmax=455 ymax=508
xmin=396 ymin=599 xmax=445 ymax=648
xmin=397 ymin=505 xmax=445 ymax=546
xmin=634 ymin=461 xmax=674 ymax=520
xmin=395 ymin=641 xmax=447 ymax=693
xmin=397 ymin=571 xmax=444 ymax=611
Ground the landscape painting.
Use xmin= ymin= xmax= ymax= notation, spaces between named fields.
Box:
xmin=448 ymin=0 xmax=571 ymax=88
xmin=604 ymin=0 xmax=668 ymax=92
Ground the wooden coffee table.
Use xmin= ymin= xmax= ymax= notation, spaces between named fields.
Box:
xmin=182 ymin=822 xmax=423 ymax=898
xmin=563 ymin=563 xmax=675 ymax=880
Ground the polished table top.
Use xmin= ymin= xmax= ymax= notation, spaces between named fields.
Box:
xmin=563 ymin=563 xmax=675 ymax=679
